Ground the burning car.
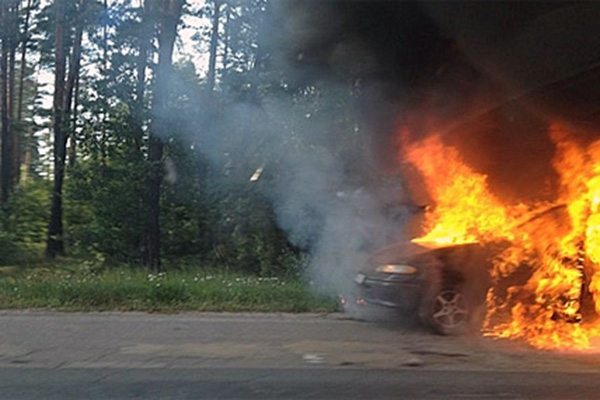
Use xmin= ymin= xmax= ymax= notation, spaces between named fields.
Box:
xmin=353 ymin=203 xmax=597 ymax=338
xmin=327 ymin=1 xmax=600 ymax=349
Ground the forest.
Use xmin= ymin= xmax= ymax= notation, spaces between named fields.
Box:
xmin=0 ymin=0 xmax=410 ymax=300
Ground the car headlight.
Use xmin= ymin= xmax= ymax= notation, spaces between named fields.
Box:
xmin=376 ymin=264 xmax=418 ymax=274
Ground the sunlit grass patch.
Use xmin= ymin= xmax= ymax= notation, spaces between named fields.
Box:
xmin=0 ymin=264 xmax=338 ymax=313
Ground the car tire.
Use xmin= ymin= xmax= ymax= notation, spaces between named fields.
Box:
xmin=420 ymin=285 xmax=472 ymax=336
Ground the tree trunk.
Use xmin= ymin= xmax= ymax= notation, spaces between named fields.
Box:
xmin=22 ymin=63 xmax=40 ymax=183
xmin=16 ymin=0 xmax=32 ymax=183
xmin=67 ymin=70 xmax=79 ymax=167
xmin=144 ymin=136 xmax=163 ymax=270
xmin=46 ymin=0 xmax=68 ymax=258
xmin=0 ymin=2 xmax=11 ymax=206
xmin=222 ymin=3 xmax=230 ymax=71
xmin=8 ymin=1 xmax=18 ymax=187
xmin=65 ymin=0 xmax=84 ymax=167
xmin=46 ymin=0 xmax=85 ymax=258
xmin=132 ymin=0 xmax=151 ymax=152
xmin=248 ymin=0 xmax=270 ymax=103
xmin=207 ymin=0 xmax=220 ymax=92
xmin=142 ymin=0 xmax=184 ymax=271
xmin=133 ymin=0 xmax=150 ymax=264
xmin=65 ymin=1 xmax=83 ymax=118
xmin=16 ymin=0 xmax=32 ymax=123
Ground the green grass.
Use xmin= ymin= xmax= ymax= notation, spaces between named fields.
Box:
xmin=0 ymin=263 xmax=338 ymax=313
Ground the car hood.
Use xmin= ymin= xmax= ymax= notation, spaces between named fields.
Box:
xmin=368 ymin=241 xmax=483 ymax=266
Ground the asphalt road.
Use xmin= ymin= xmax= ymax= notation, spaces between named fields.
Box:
xmin=4 ymin=367 xmax=600 ymax=399
xmin=2 ymin=311 xmax=600 ymax=399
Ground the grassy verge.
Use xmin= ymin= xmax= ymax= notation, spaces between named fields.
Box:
xmin=0 ymin=263 xmax=338 ymax=313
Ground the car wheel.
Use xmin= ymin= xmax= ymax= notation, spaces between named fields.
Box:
xmin=421 ymin=287 xmax=471 ymax=335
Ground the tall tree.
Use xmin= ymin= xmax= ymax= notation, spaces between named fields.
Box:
xmin=46 ymin=0 xmax=67 ymax=257
xmin=143 ymin=0 xmax=184 ymax=270
xmin=0 ymin=3 xmax=8 ymax=206
xmin=64 ymin=0 xmax=84 ymax=166
xmin=46 ymin=0 xmax=85 ymax=257
xmin=0 ymin=0 xmax=19 ymax=206
xmin=7 ymin=1 xmax=18 ymax=188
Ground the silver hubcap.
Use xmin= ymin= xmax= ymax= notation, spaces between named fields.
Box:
xmin=432 ymin=290 xmax=469 ymax=328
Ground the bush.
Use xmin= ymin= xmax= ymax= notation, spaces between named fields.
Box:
xmin=64 ymin=161 xmax=146 ymax=263
xmin=0 ymin=180 xmax=50 ymax=264
xmin=3 ymin=180 xmax=50 ymax=248
xmin=0 ymin=230 xmax=23 ymax=265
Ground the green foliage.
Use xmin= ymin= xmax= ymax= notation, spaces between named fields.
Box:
xmin=0 ymin=231 xmax=22 ymax=265
xmin=64 ymin=159 xmax=146 ymax=263
xmin=0 ymin=180 xmax=51 ymax=264
xmin=196 ymin=170 xmax=305 ymax=277
xmin=3 ymin=180 xmax=51 ymax=248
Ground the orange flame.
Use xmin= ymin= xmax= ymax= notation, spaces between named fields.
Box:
xmin=402 ymin=132 xmax=516 ymax=246
xmin=399 ymin=121 xmax=600 ymax=350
